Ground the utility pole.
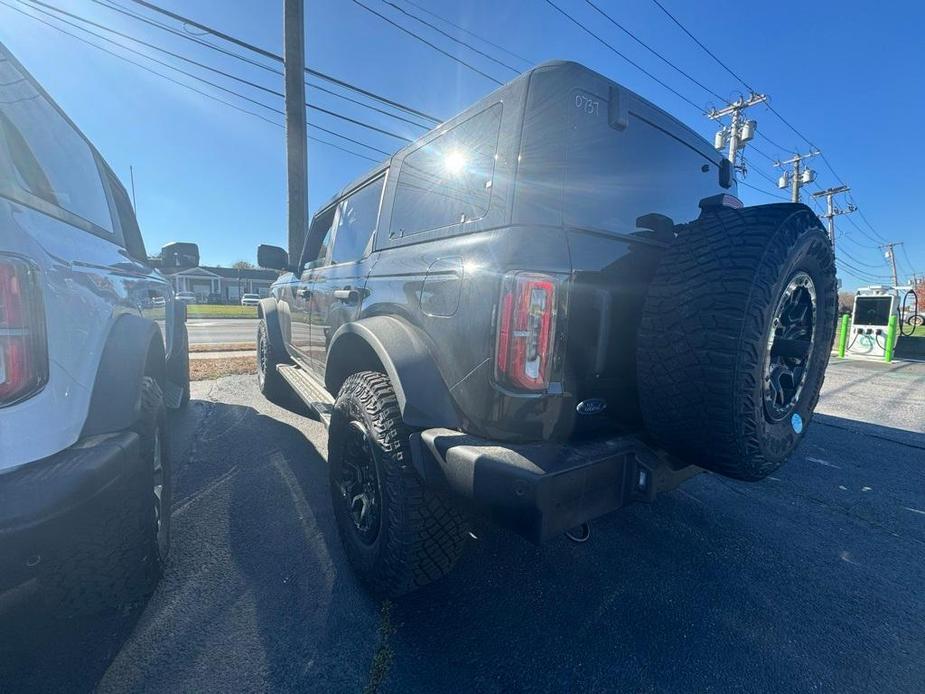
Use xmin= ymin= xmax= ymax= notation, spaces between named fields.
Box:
xmin=283 ymin=0 xmax=308 ymax=265
xmin=708 ymin=93 xmax=767 ymax=173
xmin=811 ymin=185 xmax=855 ymax=251
xmin=880 ymin=242 xmax=903 ymax=287
xmin=773 ymin=150 xmax=819 ymax=203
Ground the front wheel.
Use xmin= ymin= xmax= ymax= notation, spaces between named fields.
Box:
xmin=328 ymin=371 xmax=468 ymax=597
xmin=257 ymin=319 xmax=288 ymax=402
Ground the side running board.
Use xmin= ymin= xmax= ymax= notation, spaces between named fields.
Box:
xmin=276 ymin=364 xmax=335 ymax=427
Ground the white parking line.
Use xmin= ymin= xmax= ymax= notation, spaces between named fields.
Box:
xmin=807 ymin=457 xmax=841 ymax=469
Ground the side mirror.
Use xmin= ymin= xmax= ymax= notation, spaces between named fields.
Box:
xmin=160 ymin=242 xmax=199 ymax=271
xmin=258 ymin=244 xmax=289 ymax=271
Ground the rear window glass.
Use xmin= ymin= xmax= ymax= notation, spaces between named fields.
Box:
xmin=564 ymin=89 xmax=719 ymax=234
xmin=390 ymin=103 xmax=502 ymax=237
xmin=0 ymin=56 xmax=113 ymax=231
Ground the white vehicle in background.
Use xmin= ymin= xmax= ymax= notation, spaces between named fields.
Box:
xmin=175 ymin=291 xmax=197 ymax=304
xmin=0 ymin=43 xmax=197 ymax=613
xmin=240 ymin=293 xmax=260 ymax=306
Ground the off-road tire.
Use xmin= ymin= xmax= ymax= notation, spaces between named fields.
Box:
xmin=257 ymin=319 xmax=288 ymax=402
xmin=47 ymin=377 xmax=170 ymax=613
xmin=328 ymin=371 xmax=468 ymax=597
xmin=637 ymin=203 xmax=837 ymax=480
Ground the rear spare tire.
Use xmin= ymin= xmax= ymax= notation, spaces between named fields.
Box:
xmin=637 ymin=203 xmax=837 ymax=480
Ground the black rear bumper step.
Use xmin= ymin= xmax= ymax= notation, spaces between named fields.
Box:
xmin=412 ymin=429 xmax=699 ymax=544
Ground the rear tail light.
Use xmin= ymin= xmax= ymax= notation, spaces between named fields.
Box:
xmin=0 ymin=256 xmax=47 ymax=407
xmin=495 ymin=272 xmax=557 ymax=391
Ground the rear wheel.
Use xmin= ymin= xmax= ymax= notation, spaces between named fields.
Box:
xmin=47 ymin=376 xmax=170 ymax=613
xmin=637 ymin=204 xmax=837 ymax=480
xmin=328 ymin=371 xmax=468 ymax=597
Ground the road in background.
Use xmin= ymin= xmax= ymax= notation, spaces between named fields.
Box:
xmin=3 ymin=359 xmax=924 ymax=693
xmin=186 ymin=318 xmax=259 ymax=344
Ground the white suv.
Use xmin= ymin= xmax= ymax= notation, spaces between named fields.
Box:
xmin=0 ymin=43 xmax=196 ymax=612
xmin=240 ymin=293 xmax=260 ymax=306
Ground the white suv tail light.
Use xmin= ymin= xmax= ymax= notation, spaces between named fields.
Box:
xmin=495 ymin=272 xmax=557 ymax=392
xmin=0 ymin=255 xmax=47 ymax=407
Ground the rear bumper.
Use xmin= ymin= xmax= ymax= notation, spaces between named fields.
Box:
xmin=0 ymin=432 xmax=140 ymax=597
xmin=412 ymin=429 xmax=699 ymax=543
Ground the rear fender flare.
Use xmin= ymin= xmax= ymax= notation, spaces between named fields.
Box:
xmin=81 ymin=314 xmax=164 ymax=437
xmin=326 ymin=316 xmax=461 ymax=430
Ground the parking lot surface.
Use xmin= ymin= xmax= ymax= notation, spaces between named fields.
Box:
xmin=2 ymin=359 xmax=924 ymax=693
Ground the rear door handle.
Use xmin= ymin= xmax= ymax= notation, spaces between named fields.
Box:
xmin=333 ymin=289 xmax=358 ymax=303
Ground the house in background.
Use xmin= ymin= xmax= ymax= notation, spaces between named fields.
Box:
xmin=162 ymin=265 xmax=278 ymax=303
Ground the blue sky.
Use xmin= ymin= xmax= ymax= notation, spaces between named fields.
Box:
xmin=0 ymin=0 xmax=921 ymax=288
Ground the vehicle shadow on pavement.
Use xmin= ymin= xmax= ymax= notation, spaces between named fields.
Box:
xmin=4 ymin=389 xmax=924 ymax=693
xmin=386 ymin=414 xmax=925 ymax=693
xmin=94 ymin=395 xmax=381 ymax=694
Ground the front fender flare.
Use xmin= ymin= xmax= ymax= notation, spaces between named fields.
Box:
xmin=257 ymin=297 xmax=288 ymax=357
xmin=326 ymin=316 xmax=461 ymax=430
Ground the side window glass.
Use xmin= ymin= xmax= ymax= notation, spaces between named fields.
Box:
xmin=0 ymin=56 xmax=113 ymax=231
xmin=390 ymin=103 xmax=502 ymax=237
xmin=330 ymin=176 xmax=384 ymax=264
xmin=302 ymin=205 xmax=337 ymax=272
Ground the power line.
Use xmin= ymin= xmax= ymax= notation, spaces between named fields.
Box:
xmin=306 ymin=67 xmax=440 ymax=124
xmin=399 ymin=0 xmax=533 ymax=67
xmin=647 ymin=0 xmax=889 ymax=242
xmin=17 ymin=0 xmax=283 ymax=111
xmin=92 ymin=0 xmax=432 ymax=129
xmin=853 ymin=204 xmax=887 ymax=242
xmin=841 ymin=209 xmax=887 ymax=245
xmin=545 ymin=0 xmax=705 ymax=113
xmin=584 ymin=0 xmax=726 ymax=103
xmin=382 ymin=0 xmax=520 ymax=75
xmin=21 ymin=0 xmax=413 ymax=142
xmin=306 ymin=79 xmax=429 ymax=129
xmin=126 ymin=0 xmax=279 ymax=62
xmin=649 ymin=0 xmax=755 ymax=91
xmin=838 ymin=245 xmax=890 ymax=270
xmin=120 ymin=0 xmax=442 ymax=123
xmin=737 ymin=179 xmax=789 ymax=201
xmin=92 ymin=0 xmax=281 ymax=76
xmin=350 ymin=0 xmax=503 ymax=85
xmin=0 ymin=0 xmax=381 ymax=162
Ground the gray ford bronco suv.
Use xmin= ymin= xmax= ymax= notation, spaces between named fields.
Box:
xmin=255 ymin=62 xmax=836 ymax=597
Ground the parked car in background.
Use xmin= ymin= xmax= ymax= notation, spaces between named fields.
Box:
xmin=0 ymin=42 xmax=198 ymax=613
xmin=255 ymin=61 xmax=836 ymax=597
xmin=240 ymin=293 xmax=260 ymax=306
xmin=175 ymin=291 xmax=196 ymax=304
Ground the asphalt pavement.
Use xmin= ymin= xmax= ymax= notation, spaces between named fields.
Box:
xmin=187 ymin=318 xmax=259 ymax=344
xmin=2 ymin=359 xmax=924 ymax=693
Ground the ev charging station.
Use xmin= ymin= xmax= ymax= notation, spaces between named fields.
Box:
xmin=846 ymin=286 xmax=904 ymax=359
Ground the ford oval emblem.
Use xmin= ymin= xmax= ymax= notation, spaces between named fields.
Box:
xmin=576 ymin=398 xmax=607 ymax=416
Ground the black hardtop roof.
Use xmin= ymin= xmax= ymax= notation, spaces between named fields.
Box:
xmin=311 ymin=60 xmax=713 ymax=216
